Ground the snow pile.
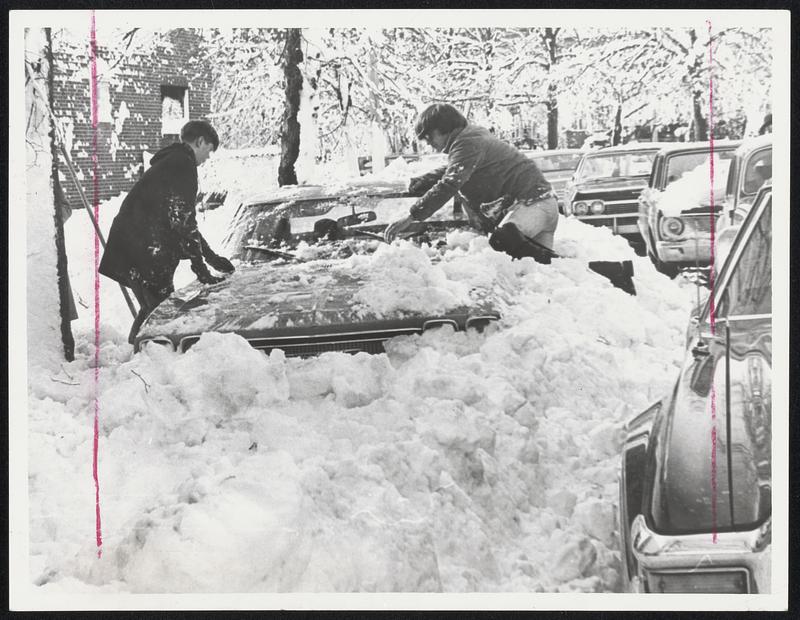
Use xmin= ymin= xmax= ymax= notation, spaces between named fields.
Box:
xmin=31 ymin=213 xmax=695 ymax=594
xmin=655 ymin=158 xmax=732 ymax=216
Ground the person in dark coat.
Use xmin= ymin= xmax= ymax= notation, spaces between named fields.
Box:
xmin=99 ymin=120 xmax=235 ymax=343
xmin=384 ymin=103 xmax=558 ymax=263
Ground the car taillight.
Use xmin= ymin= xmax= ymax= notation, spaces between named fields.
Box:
xmin=590 ymin=200 xmax=605 ymax=214
xmin=646 ymin=569 xmax=750 ymax=594
xmin=574 ymin=201 xmax=588 ymax=216
xmin=660 ymin=216 xmax=685 ymax=238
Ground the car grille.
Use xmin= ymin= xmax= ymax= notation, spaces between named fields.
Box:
xmin=179 ymin=328 xmax=422 ymax=357
xmin=598 ymin=202 xmax=639 ymax=215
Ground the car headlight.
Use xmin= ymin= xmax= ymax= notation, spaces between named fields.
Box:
xmin=590 ymin=200 xmax=605 ymax=214
xmin=660 ymin=216 xmax=685 ymax=238
xmin=574 ymin=201 xmax=588 ymax=216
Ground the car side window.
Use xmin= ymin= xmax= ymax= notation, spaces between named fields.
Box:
xmin=742 ymin=150 xmax=772 ymax=195
xmin=716 ymin=199 xmax=772 ymax=318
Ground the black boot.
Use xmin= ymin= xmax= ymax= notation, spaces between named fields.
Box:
xmin=489 ymin=223 xmax=555 ymax=264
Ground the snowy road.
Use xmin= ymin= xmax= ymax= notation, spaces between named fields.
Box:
xmin=29 ymin=203 xmax=696 ymax=593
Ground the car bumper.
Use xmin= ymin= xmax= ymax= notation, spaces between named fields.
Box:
xmin=655 ymin=238 xmax=711 ymax=265
xmin=573 ymin=214 xmax=640 ymax=236
xmin=627 ymin=514 xmax=771 ymax=593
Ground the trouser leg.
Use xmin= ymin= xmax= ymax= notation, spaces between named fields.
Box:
xmin=128 ymin=281 xmax=170 ymax=345
xmin=499 ymin=195 xmax=559 ymax=250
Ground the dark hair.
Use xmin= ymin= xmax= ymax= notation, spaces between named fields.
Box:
xmin=181 ymin=120 xmax=220 ymax=150
xmin=414 ymin=103 xmax=467 ymax=140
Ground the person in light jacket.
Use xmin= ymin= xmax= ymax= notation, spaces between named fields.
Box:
xmin=385 ymin=103 xmax=558 ymax=262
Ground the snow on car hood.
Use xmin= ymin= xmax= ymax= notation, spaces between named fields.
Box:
xmin=138 ymin=238 xmax=494 ymax=339
xmin=653 ymin=159 xmax=732 ymax=216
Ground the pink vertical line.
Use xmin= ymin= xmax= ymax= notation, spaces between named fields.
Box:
xmin=706 ymin=19 xmax=718 ymax=544
xmin=89 ymin=10 xmax=103 ymax=558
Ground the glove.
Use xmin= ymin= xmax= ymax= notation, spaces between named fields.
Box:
xmin=206 ymin=253 xmax=235 ymax=273
xmin=191 ymin=260 xmax=224 ymax=285
xmin=408 ymin=177 xmax=428 ymax=196
xmin=384 ymin=214 xmax=415 ymax=243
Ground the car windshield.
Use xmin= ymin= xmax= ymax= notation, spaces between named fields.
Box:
xmin=574 ymin=150 xmax=656 ymax=182
xmin=224 ymin=192 xmax=462 ymax=262
xmin=529 ymin=153 xmax=582 ymax=172
xmin=742 ymin=149 xmax=772 ymax=195
xmin=664 ymin=150 xmax=735 ymax=187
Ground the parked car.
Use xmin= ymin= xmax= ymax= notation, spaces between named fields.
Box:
xmin=619 ymin=182 xmax=772 ymax=593
xmin=563 ymin=143 xmax=668 ymax=247
xmin=714 ymin=135 xmax=772 ymax=272
xmin=521 ymin=148 xmax=583 ymax=207
xmin=135 ymin=180 xmax=499 ymax=356
xmin=637 ymin=141 xmax=740 ymax=276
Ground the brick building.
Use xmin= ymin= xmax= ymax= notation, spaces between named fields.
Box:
xmin=51 ymin=28 xmax=213 ymax=205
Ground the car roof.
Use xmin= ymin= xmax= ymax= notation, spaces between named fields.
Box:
xmin=586 ymin=142 xmax=674 ymax=155
xmin=242 ymin=179 xmax=409 ymax=207
xmin=654 ymin=139 xmax=742 ymax=155
xmin=523 ymin=148 xmax=582 ymax=157
xmin=734 ymin=133 xmax=772 ymax=157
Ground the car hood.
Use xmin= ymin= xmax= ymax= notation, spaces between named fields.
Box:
xmin=573 ymin=177 xmax=649 ymax=193
xmin=138 ymin=257 xmax=496 ymax=343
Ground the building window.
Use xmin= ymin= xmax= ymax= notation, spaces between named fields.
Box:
xmin=161 ymin=85 xmax=189 ymax=135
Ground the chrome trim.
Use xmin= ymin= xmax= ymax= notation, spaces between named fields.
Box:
xmin=575 ymin=213 xmax=637 ymax=220
xmin=422 ymin=319 xmax=459 ymax=331
xmin=179 ymin=335 xmax=199 ymax=353
xmin=572 ymin=184 xmax=647 ymax=193
xmin=139 ymin=336 xmax=176 ymax=351
xmin=630 ymin=514 xmax=769 ymax=562
xmin=466 ymin=315 xmax=499 ymax=329
xmin=726 ymin=313 xmax=772 ymax=322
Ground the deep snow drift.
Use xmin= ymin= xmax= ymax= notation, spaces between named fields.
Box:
xmin=32 ymin=151 xmax=699 ymax=594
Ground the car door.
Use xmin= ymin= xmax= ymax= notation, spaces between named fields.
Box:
xmin=648 ymin=190 xmax=772 ymax=535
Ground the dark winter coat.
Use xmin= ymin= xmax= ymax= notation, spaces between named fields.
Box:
xmin=99 ymin=142 xmax=207 ymax=295
xmin=409 ymin=124 xmax=552 ymax=228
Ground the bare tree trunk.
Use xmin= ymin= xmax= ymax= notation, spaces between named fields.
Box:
xmin=546 ymin=85 xmax=558 ymax=149
xmin=691 ymin=89 xmax=708 ymax=141
xmin=542 ymin=28 xmax=560 ymax=149
xmin=611 ymin=104 xmax=623 ymax=146
xmin=686 ymin=28 xmax=708 ymax=142
xmin=45 ymin=29 xmax=75 ymax=361
xmin=26 ymin=28 xmax=72 ymax=367
xmin=278 ymin=28 xmax=302 ymax=187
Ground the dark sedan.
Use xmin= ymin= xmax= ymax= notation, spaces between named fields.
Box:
xmin=619 ymin=182 xmax=772 ymax=593
xmin=135 ymin=181 xmax=500 ymax=356
xmin=563 ymin=143 xmax=668 ymax=247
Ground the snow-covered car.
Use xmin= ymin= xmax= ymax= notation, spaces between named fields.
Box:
xmin=135 ymin=180 xmax=500 ymax=355
xmin=563 ymin=143 xmax=667 ymax=245
xmin=637 ymin=141 xmax=740 ymax=276
xmin=520 ymin=148 xmax=583 ymax=208
xmin=619 ymin=183 xmax=772 ymax=593
xmin=714 ymin=135 xmax=772 ymax=272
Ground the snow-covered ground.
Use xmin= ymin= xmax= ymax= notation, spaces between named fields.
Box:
xmin=31 ymin=152 xmax=699 ymax=594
